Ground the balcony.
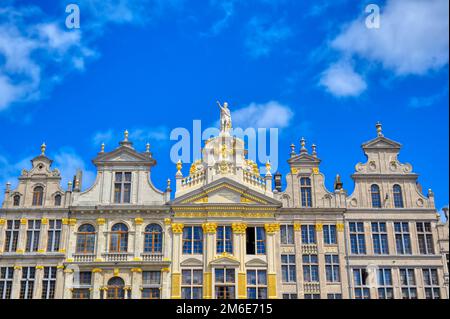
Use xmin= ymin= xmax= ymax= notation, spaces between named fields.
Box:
xmin=304 ymin=282 xmax=321 ymax=294
xmin=302 ymin=244 xmax=318 ymax=255
xmin=102 ymin=252 xmax=131 ymax=262
xmin=73 ymin=254 xmax=95 ymax=262
xmin=141 ymin=253 xmax=164 ymax=262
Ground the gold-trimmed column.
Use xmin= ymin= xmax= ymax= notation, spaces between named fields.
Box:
xmin=0 ymin=219 xmax=6 ymax=253
xmin=232 ymin=223 xmax=247 ymax=299
xmin=95 ymin=218 xmax=106 ymax=261
xmin=92 ymin=268 xmax=103 ymax=299
xmin=130 ymin=268 xmax=142 ymax=299
xmin=63 ymin=268 xmax=74 ymax=299
xmin=264 ymin=223 xmax=280 ymax=299
xmin=202 ymin=223 xmax=217 ymax=299
xmin=133 ymin=218 xmax=144 ymax=261
xmin=16 ymin=218 xmax=28 ymax=253
xmin=55 ymin=265 xmax=65 ymax=299
xmin=11 ymin=265 xmax=22 ymax=299
xmin=34 ymin=265 xmax=45 ymax=299
xmin=39 ymin=218 xmax=49 ymax=254
xmin=171 ymin=223 xmax=184 ymax=299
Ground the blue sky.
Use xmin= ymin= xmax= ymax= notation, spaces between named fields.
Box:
xmin=0 ymin=0 xmax=448 ymax=213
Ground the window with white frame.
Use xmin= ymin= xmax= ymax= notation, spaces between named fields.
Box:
xmin=214 ymin=268 xmax=236 ymax=299
xmin=327 ymin=293 xmax=342 ymax=299
xmin=325 ymin=254 xmax=340 ymax=283
xmin=0 ymin=267 xmax=14 ymax=299
xmin=394 ymin=222 xmax=412 ymax=255
xmin=280 ymin=225 xmax=294 ymax=245
xmin=217 ymin=226 xmax=233 ymax=254
xmin=114 ymin=172 xmax=132 ymax=204
xmin=416 ymin=222 xmax=434 ymax=255
xmin=247 ymin=269 xmax=267 ymax=299
xmin=47 ymin=220 xmax=62 ymax=252
xmin=42 ymin=267 xmax=57 ymax=299
xmin=182 ymin=226 xmax=203 ymax=254
xmin=4 ymin=220 xmax=20 ymax=252
xmin=353 ymin=268 xmax=370 ymax=299
xmin=372 ymin=222 xmax=389 ymax=255
xmin=399 ymin=268 xmax=417 ymax=299
xmin=303 ymin=254 xmax=319 ymax=283
xmin=142 ymin=271 xmax=161 ymax=299
xmin=20 ymin=267 xmax=35 ymax=299
xmin=72 ymin=271 xmax=92 ymax=299
xmin=422 ymin=268 xmax=440 ymax=299
xmin=181 ymin=269 xmax=203 ymax=299
xmin=349 ymin=222 xmax=366 ymax=255
xmin=300 ymin=177 xmax=312 ymax=207
xmin=323 ymin=225 xmax=337 ymax=245
xmin=26 ymin=220 xmax=41 ymax=252
xmin=281 ymin=254 xmax=296 ymax=283
xmin=282 ymin=293 xmax=297 ymax=299
xmin=377 ymin=268 xmax=394 ymax=299
xmin=304 ymin=294 xmax=320 ymax=299
xmin=301 ymin=225 xmax=316 ymax=244
xmin=246 ymin=227 xmax=266 ymax=255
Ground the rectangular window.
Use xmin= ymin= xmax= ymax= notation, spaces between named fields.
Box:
xmin=304 ymin=294 xmax=320 ymax=299
xmin=26 ymin=220 xmax=41 ymax=252
xmin=72 ymin=289 xmax=91 ymax=299
xmin=400 ymin=268 xmax=417 ymax=299
xmin=302 ymin=254 xmax=319 ymax=283
xmin=377 ymin=268 xmax=393 ymax=299
xmin=247 ymin=269 xmax=267 ymax=299
xmin=372 ymin=222 xmax=389 ymax=255
xmin=246 ymin=227 xmax=266 ymax=255
xmin=280 ymin=225 xmax=294 ymax=245
xmin=327 ymin=293 xmax=342 ymax=299
xmin=301 ymin=225 xmax=316 ymax=244
xmin=325 ymin=254 xmax=340 ymax=283
xmin=323 ymin=225 xmax=337 ymax=245
xmin=394 ymin=222 xmax=412 ymax=255
xmin=0 ymin=267 xmax=14 ymax=299
xmin=20 ymin=267 xmax=35 ymax=299
xmin=215 ymin=268 xmax=235 ymax=299
xmin=182 ymin=226 xmax=203 ymax=254
xmin=47 ymin=220 xmax=62 ymax=252
xmin=282 ymin=293 xmax=298 ymax=299
xmin=72 ymin=271 xmax=92 ymax=299
xmin=114 ymin=172 xmax=132 ymax=204
xmin=281 ymin=254 xmax=296 ymax=283
xmin=181 ymin=269 xmax=203 ymax=299
xmin=4 ymin=220 xmax=20 ymax=252
xmin=349 ymin=222 xmax=366 ymax=255
xmin=142 ymin=271 xmax=161 ymax=299
xmin=417 ymin=222 xmax=434 ymax=255
xmin=217 ymin=226 xmax=233 ymax=254
xmin=300 ymin=177 xmax=312 ymax=207
xmin=422 ymin=268 xmax=440 ymax=299
xmin=353 ymin=268 xmax=370 ymax=299
xmin=42 ymin=267 xmax=57 ymax=299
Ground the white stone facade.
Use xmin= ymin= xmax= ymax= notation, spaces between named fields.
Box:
xmin=0 ymin=111 xmax=448 ymax=300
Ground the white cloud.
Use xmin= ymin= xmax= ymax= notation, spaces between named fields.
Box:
xmin=92 ymin=130 xmax=114 ymax=146
xmin=319 ymin=61 xmax=367 ymax=97
xmin=232 ymin=101 xmax=294 ymax=129
xmin=408 ymin=87 xmax=448 ymax=108
xmin=53 ymin=149 xmax=96 ymax=191
xmin=332 ymin=0 xmax=449 ymax=76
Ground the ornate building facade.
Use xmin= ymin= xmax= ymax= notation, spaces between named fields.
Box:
xmin=0 ymin=106 xmax=448 ymax=300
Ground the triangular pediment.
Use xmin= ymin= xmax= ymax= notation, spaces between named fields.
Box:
xmin=288 ymin=152 xmax=321 ymax=165
xmin=93 ymin=146 xmax=155 ymax=166
xmin=172 ymin=178 xmax=281 ymax=205
xmin=180 ymin=258 xmax=204 ymax=267
xmin=245 ymin=258 xmax=268 ymax=267
xmin=362 ymin=136 xmax=402 ymax=150
xmin=209 ymin=254 xmax=240 ymax=267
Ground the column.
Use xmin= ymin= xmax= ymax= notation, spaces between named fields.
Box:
xmin=264 ymin=223 xmax=280 ymax=299
xmin=130 ymin=268 xmax=142 ymax=299
xmin=386 ymin=222 xmax=397 ymax=255
xmin=96 ymin=218 xmax=106 ymax=261
xmin=12 ymin=265 xmax=23 ymax=299
xmin=294 ymin=223 xmax=303 ymax=298
xmin=63 ymin=269 xmax=74 ymax=299
xmin=39 ymin=218 xmax=49 ymax=253
xmin=316 ymin=223 xmax=327 ymax=299
xmin=161 ymin=268 xmax=171 ymax=299
xmin=170 ymin=223 xmax=184 ymax=299
xmin=232 ymin=223 xmax=247 ymax=299
xmin=163 ymin=218 xmax=172 ymax=262
xmin=409 ymin=221 xmax=419 ymax=255
xmin=133 ymin=218 xmax=144 ymax=261
xmin=0 ymin=219 xmax=6 ymax=253
xmin=59 ymin=218 xmax=70 ymax=255
xmin=336 ymin=223 xmax=350 ymax=299
xmin=202 ymin=223 xmax=217 ymax=299
xmin=34 ymin=265 xmax=44 ymax=299
xmin=55 ymin=265 xmax=65 ymax=299
xmin=16 ymin=218 xmax=28 ymax=253
xmin=92 ymin=268 xmax=103 ymax=299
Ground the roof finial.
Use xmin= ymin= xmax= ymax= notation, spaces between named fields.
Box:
xmin=146 ymin=143 xmax=151 ymax=153
xmin=6 ymin=182 xmax=11 ymax=192
xmin=300 ymin=137 xmax=307 ymax=153
xmin=290 ymin=143 xmax=296 ymax=157
xmin=312 ymin=144 xmax=317 ymax=157
xmin=101 ymin=143 xmax=105 ymax=153
xmin=265 ymin=160 xmax=272 ymax=176
xmin=124 ymin=130 xmax=129 ymax=141
xmin=376 ymin=122 xmax=383 ymax=137
xmin=166 ymin=178 xmax=171 ymax=191
xmin=41 ymin=143 xmax=46 ymax=155
xmin=176 ymin=159 xmax=182 ymax=173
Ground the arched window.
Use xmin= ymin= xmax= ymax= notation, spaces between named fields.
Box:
xmin=110 ymin=223 xmax=128 ymax=252
xmin=371 ymin=184 xmax=382 ymax=208
xmin=54 ymin=194 xmax=62 ymax=206
xmin=300 ymin=177 xmax=312 ymax=207
xmin=32 ymin=186 xmax=44 ymax=206
xmin=144 ymin=224 xmax=163 ymax=253
xmin=393 ymin=184 xmax=404 ymax=208
xmin=106 ymin=277 xmax=125 ymax=299
xmin=13 ymin=195 xmax=20 ymax=206
xmin=76 ymin=224 xmax=96 ymax=254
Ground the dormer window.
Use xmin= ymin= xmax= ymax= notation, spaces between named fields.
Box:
xmin=13 ymin=195 xmax=20 ymax=206
xmin=393 ymin=185 xmax=404 ymax=208
xmin=371 ymin=184 xmax=381 ymax=208
xmin=54 ymin=194 xmax=62 ymax=206
xmin=114 ymin=172 xmax=132 ymax=204
xmin=32 ymin=186 xmax=44 ymax=206
xmin=300 ymin=177 xmax=312 ymax=207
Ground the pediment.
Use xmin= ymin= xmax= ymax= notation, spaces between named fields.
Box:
xmin=172 ymin=178 xmax=281 ymax=205
xmin=362 ymin=136 xmax=401 ymax=150
xmin=93 ymin=146 xmax=155 ymax=165
xmin=288 ymin=153 xmax=321 ymax=165
xmin=245 ymin=258 xmax=268 ymax=267
xmin=180 ymin=258 xmax=204 ymax=267
xmin=209 ymin=254 xmax=240 ymax=267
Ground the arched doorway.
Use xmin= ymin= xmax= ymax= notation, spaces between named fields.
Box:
xmin=106 ymin=277 xmax=125 ymax=299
